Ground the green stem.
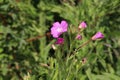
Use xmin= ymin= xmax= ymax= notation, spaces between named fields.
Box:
xmin=75 ymin=39 xmax=92 ymax=52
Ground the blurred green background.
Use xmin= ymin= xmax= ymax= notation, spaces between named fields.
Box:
xmin=0 ymin=0 xmax=120 ymax=80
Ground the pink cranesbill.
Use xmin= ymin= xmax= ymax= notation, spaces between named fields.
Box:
xmin=78 ymin=21 xmax=87 ymax=29
xmin=91 ymin=32 xmax=104 ymax=40
xmin=51 ymin=20 xmax=68 ymax=38
xmin=55 ymin=38 xmax=64 ymax=45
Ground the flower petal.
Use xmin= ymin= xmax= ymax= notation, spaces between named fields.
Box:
xmin=51 ymin=27 xmax=58 ymax=38
xmin=53 ymin=22 xmax=61 ymax=27
xmin=61 ymin=20 xmax=68 ymax=32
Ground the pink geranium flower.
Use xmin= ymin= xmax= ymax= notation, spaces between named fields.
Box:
xmin=91 ymin=32 xmax=104 ymax=40
xmin=55 ymin=38 xmax=64 ymax=45
xmin=51 ymin=20 xmax=68 ymax=38
xmin=78 ymin=21 xmax=87 ymax=29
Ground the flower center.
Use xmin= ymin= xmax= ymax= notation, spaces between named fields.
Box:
xmin=57 ymin=28 xmax=62 ymax=32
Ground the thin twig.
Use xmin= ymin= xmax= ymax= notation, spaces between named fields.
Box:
xmin=40 ymin=63 xmax=50 ymax=69
xmin=0 ymin=32 xmax=3 ymax=35
xmin=26 ymin=32 xmax=51 ymax=42
xmin=74 ymin=39 xmax=92 ymax=52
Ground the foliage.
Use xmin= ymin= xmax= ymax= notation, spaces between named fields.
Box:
xmin=0 ymin=0 xmax=120 ymax=80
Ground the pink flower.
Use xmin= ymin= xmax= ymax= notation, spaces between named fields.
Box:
xmin=78 ymin=21 xmax=87 ymax=29
xmin=91 ymin=32 xmax=104 ymax=40
xmin=51 ymin=20 xmax=68 ymax=38
xmin=55 ymin=38 xmax=64 ymax=45
xmin=75 ymin=34 xmax=82 ymax=40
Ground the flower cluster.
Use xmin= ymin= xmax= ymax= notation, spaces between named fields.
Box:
xmin=51 ymin=20 xmax=68 ymax=45
xmin=50 ymin=20 xmax=104 ymax=50
xmin=75 ymin=21 xmax=87 ymax=40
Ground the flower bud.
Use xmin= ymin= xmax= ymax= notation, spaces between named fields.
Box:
xmin=55 ymin=38 xmax=64 ymax=45
xmin=78 ymin=21 xmax=87 ymax=29
xmin=91 ymin=32 xmax=104 ymax=40
xmin=75 ymin=34 xmax=82 ymax=40
xmin=82 ymin=58 xmax=87 ymax=64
